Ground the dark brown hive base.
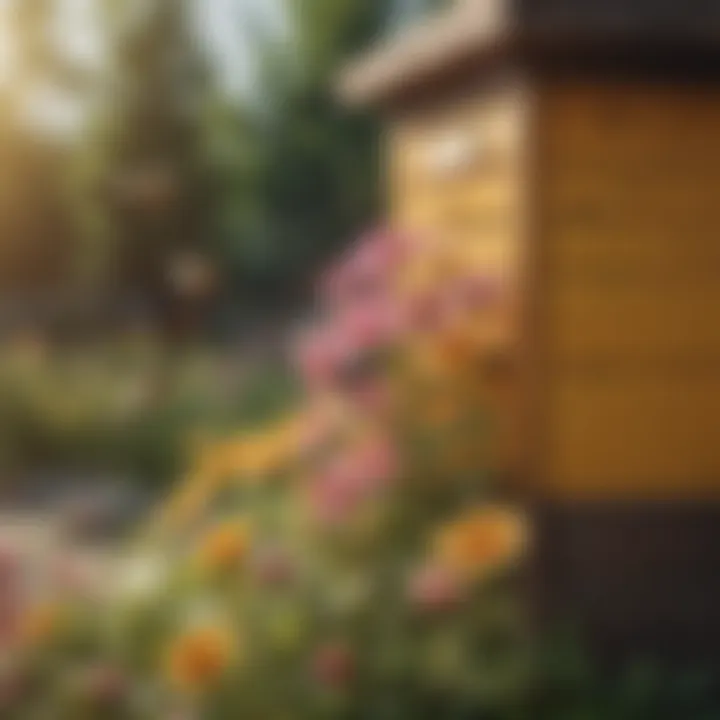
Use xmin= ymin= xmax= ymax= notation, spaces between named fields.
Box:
xmin=532 ymin=503 xmax=720 ymax=665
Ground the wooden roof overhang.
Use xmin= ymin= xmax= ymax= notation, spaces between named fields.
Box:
xmin=338 ymin=0 xmax=720 ymax=111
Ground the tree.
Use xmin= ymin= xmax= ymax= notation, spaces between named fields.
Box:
xmin=86 ymin=0 xmax=216 ymax=341
xmin=208 ymin=0 xmax=399 ymax=306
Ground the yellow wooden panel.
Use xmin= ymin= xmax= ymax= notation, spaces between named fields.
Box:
xmin=389 ymin=86 xmax=529 ymax=473
xmin=390 ymin=93 xmax=527 ymax=331
xmin=544 ymin=375 xmax=720 ymax=497
xmin=390 ymin=90 xmax=524 ymax=213
xmin=540 ymin=82 xmax=720 ymax=498
xmin=549 ymin=287 xmax=720 ymax=359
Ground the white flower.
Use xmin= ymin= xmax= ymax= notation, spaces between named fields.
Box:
xmin=116 ymin=554 xmax=167 ymax=602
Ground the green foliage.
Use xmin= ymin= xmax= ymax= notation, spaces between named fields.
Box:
xmin=209 ymin=0 xmax=393 ymax=298
xmin=0 ymin=342 xmax=294 ymax=489
xmin=527 ymin=635 xmax=720 ymax=720
xmin=73 ymin=0 xmax=217 ymax=337
xmin=0 ymin=0 xmax=442 ymax=316
xmin=0 ymin=0 xmax=445 ymax=317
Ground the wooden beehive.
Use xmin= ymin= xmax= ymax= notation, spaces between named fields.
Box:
xmin=341 ymin=0 xmax=720 ymax=660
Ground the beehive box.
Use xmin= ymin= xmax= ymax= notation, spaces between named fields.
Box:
xmin=537 ymin=82 xmax=720 ymax=500
xmin=341 ymin=0 xmax=720 ymax=658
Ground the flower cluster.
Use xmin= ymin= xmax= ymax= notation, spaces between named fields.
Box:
xmin=1 ymin=229 xmax=528 ymax=719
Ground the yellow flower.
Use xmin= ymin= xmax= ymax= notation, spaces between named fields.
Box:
xmin=165 ymin=626 xmax=236 ymax=691
xmin=227 ymin=435 xmax=279 ymax=478
xmin=166 ymin=477 xmax=211 ymax=520
xmin=197 ymin=413 xmax=306 ymax=481
xmin=196 ymin=519 xmax=251 ymax=574
xmin=19 ymin=602 xmax=63 ymax=646
xmin=150 ymin=412 xmax=312 ymax=540
xmin=433 ymin=506 xmax=527 ymax=580
xmin=235 ymin=413 xmax=309 ymax=477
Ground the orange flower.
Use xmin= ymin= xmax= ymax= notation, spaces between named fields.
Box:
xmin=196 ymin=519 xmax=251 ymax=574
xmin=18 ymin=603 xmax=63 ymax=646
xmin=433 ymin=506 xmax=527 ymax=580
xmin=196 ymin=415 xmax=305 ymax=482
xmin=151 ymin=413 xmax=312 ymax=540
xmin=154 ymin=478 xmax=212 ymax=536
xmin=166 ymin=626 xmax=235 ymax=691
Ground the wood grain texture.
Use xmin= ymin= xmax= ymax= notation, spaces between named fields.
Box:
xmin=538 ymin=82 xmax=720 ymax=498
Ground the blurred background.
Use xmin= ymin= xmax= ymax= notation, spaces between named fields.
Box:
xmin=0 ymin=0 xmax=445 ymax=512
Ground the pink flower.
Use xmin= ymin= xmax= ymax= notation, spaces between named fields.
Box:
xmin=320 ymin=228 xmax=407 ymax=307
xmin=344 ymin=377 xmax=394 ymax=417
xmin=309 ymin=438 xmax=399 ymax=526
xmin=296 ymin=404 xmax=336 ymax=459
xmin=352 ymin=228 xmax=406 ymax=274
xmin=352 ymin=437 xmax=399 ymax=490
xmin=251 ymin=547 xmax=296 ymax=588
xmin=309 ymin=463 xmax=364 ymax=526
xmin=403 ymin=290 xmax=448 ymax=334
xmin=403 ymin=275 xmax=501 ymax=336
xmin=294 ymin=325 xmax=350 ymax=390
xmin=452 ymin=275 xmax=502 ymax=314
xmin=311 ymin=642 xmax=355 ymax=689
xmin=0 ymin=546 xmax=20 ymax=591
xmin=339 ymin=301 xmax=399 ymax=351
xmin=50 ymin=555 xmax=99 ymax=599
xmin=295 ymin=315 xmax=392 ymax=397
xmin=407 ymin=564 xmax=463 ymax=614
